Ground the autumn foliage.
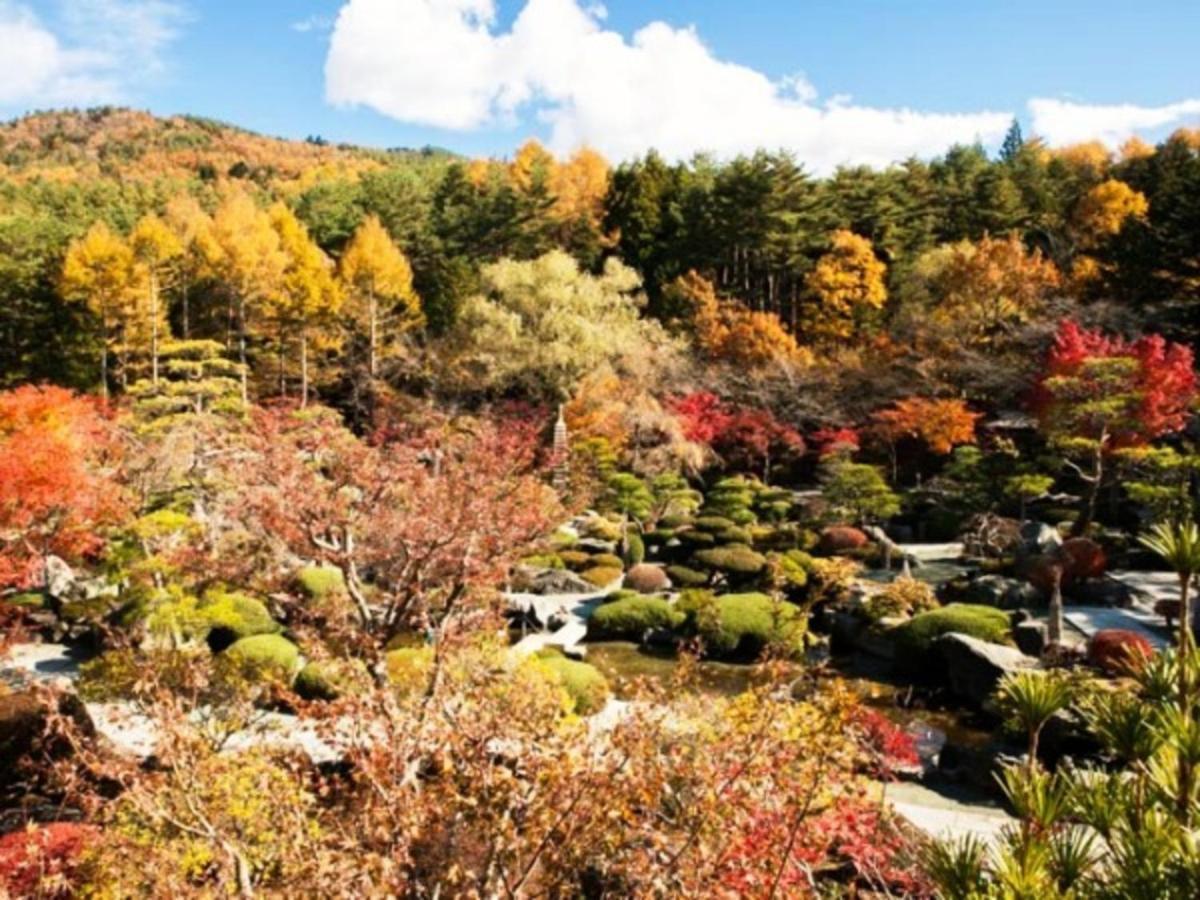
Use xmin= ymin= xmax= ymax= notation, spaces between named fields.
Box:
xmin=0 ymin=386 xmax=126 ymax=588
xmin=872 ymin=396 xmax=981 ymax=455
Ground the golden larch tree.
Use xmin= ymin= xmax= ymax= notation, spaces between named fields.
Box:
xmin=804 ymin=230 xmax=887 ymax=341
xmin=130 ymin=213 xmax=184 ymax=386
xmin=60 ymin=222 xmax=138 ymax=399
xmin=338 ymin=215 xmax=423 ymax=380
xmin=163 ymin=194 xmax=216 ymax=339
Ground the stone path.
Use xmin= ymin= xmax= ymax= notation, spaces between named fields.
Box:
xmin=1063 ymin=605 xmax=1169 ymax=650
xmin=888 ymin=781 xmax=1014 ymax=847
xmin=1109 ymin=570 xmax=1187 ymax=606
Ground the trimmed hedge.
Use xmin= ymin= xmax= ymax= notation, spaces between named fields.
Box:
xmin=295 ymin=565 xmax=345 ymax=600
xmin=295 ymin=658 xmax=370 ymax=701
xmin=559 ymin=550 xmax=593 ymax=571
xmin=589 ymin=596 xmax=684 ymax=639
xmin=520 ymin=553 xmax=564 ymax=570
xmin=581 ymin=565 xmax=624 ymax=588
xmin=894 ymin=604 xmax=1011 ymax=657
xmin=666 ymin=565 xmax=710 ymax=587
xmin=624 ymin=563 xmax=671 ymax=594
xmin=818 ymin=525 xmax=869 ymax=554
xmin=692 ymin=592 xmax=805 ymax=660
xmin=199 ymin=590 xmax=280 ymax=646
xmin=1087 ymin=629 xmax=1153 ymax=675
xmin=693 ymin=544 xmax=768 ymax=577
xmin=590 ymin=552 xmax=625 ymax=569
xmin=224 ymin=634 xmax=301 ymax=682
xmin=535 ymin=650 xmax=610 ymax=714
xmin=385 ymin=646 xmax=434 ymax=692
xmin=622 ymin=531 xmax=646 ymax=567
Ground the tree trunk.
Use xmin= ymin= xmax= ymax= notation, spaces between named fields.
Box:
xmin=150 ymin=271 xmax=160 ymax=387
xmin=99 ymin=317 xmax=109 ymax=401
xmin=368 ymin=287 xmax=378 ymax=380
xmin=1047 ymin=568 xmax=1064 ymax=645
xmin=300 ymin=331 xmax=309 ymax=408
xmin=238 ymin=297 xmax=248 ymax=406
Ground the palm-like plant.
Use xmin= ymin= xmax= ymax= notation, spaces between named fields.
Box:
xmin=995 ymin=670 xmax=1075 ymax=768
xmin=1139 ymin=520 xmax=1200 ymax=654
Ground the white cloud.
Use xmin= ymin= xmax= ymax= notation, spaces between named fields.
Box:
xmin=325 ymin=0 xmax=1012 ymax=171
xmin=292 ymin=14 xmax=334 ymax=34
xmin=1029 ymin=97 xmax=1200 ymax=147
xmin=0 ymin=0 xmax=185 ymax=109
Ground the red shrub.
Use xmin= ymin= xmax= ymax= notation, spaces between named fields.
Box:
xmin=851 ymin=708 xmax=920 ymax=778
xmin=818 ymin=525 xmax=869 ymax=554
xmin=0 ymin=822 xmax=97 ymax=897
xmin=1087 ymin=628 xmax=1154 ymax=675
xmin=1060 ymin=537 xmax=1106 ymax=581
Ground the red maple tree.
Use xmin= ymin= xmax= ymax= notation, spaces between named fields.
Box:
xmin=0 ymin=386 xmax=127 ymax=589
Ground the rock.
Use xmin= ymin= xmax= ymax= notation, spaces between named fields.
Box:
xmin=0 ymin=690 xmax=94 ymax=787
xmin=624 ymin=564 xmax=671 ymax=594
xmin=937 ymin=738 xmax=1017 ymax=796
xmin=43 ymin=556 xmax=76 ymax=601
xmin=961 ymin=514 xmax=1023 ymax=558
xmin=525 ymin=569 xmax=599 ymax=596
xmin=1019 ymin=521 xmax=1062 ymax=557
xmin=963 ymin=575 xmax=1040 ymax=610
xmin=1039 ymin=708 xmax=1103 ymax=766
xmin=1014 ymin=620 xmax=1048 ymax=657
xmin=1074 ymin=578 xmax=1135 ymax=608
xmin=935 ymin=633 xmax=1039 ymax=707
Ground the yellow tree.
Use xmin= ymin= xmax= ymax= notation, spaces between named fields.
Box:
xmin=337 ymin=215 xmax=423 ymax=380
xmin=206 ymin=189 xmax=287 ymax=404
xmin=130 ymin=213 xmax=183 ymax=386
xmin=1074 ymin=179 xmax=1149 ymax=243
xmin=60 ymin=222 xmax=137 ymax=399
xmin=550 ymin=147 xmax=610 ymax=231
xmin=269 ymin=204 xmax=343 ymax=407
xmin=163 ymin=194 xmax=216 ymax=339
xmin=510 ymin=139 xmax=557 ymax=194
xmin=804 ymin=230 xmax=887 ymax=341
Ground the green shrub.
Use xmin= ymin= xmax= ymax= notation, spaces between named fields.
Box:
xmin=665 ymin=565 xmax=710 ymax=587
xmin=295 ymin=565 xmax=345 ymax=600
xmin=581 ymin=516 xmax=622 ymax=542
xmin=4 ymin=591 xmax=44 ymax=608
xmin=693 ymin=592 xmax=805 ymax=659
xmin=559 ymin=550 xmax=593 ymax=571
xmin=694 ymin=516 xmax=735 ymax=533
xmin=295 ymin=658 xmax=370 ymax=701
xmin=199 ymin=589 xmax=280 ymax=644
xmin=589 ymin=596 xmax=684 ymax=639
xmin=581 ymin=565 xmax=624 ymax=588
xmin=548 ymin=528 xmax=579 ymax=550
xmin=535 ymin=651 xmax=610 ymax=714
xmin=895 ymin=604 xmax=1012 ymax=657
xmin=644 ymin=528 xmax=676 ymax=544
xmin=679 ymin=530 xmax=717 ymax=548
xmin=693 ymin=544 xmax=768 ymax=577
xmin=717 ymin=526 xmax=753 ymax=545
xmin=590 ymin=552 xmax=624 ymax=569
xmin=622 ymin=531 xmax=646 ymax=567
xmin=864 ymin=576 xmax=938 ymax=622
xmin=603 ymin=589 xmax=641 ymax=603
xmin=520 ymin=553 xmax=564 ymax=570
xmin=223 ymin=634 xmax=301 ymax=683
xmin=385 ymin=646 xmax=434 ymax=693
xmin=659 ymin=514 xmax=692 ymax=529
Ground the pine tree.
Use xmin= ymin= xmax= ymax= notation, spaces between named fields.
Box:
xmin=1000 ymin=118 xmax=1025 ymax=163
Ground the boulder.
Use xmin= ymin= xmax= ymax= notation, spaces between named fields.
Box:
xmin=963 ymin=575 xmax=1040 ymax=610
xmin=43 ymin=556 xmax=76 ymax=601
xmin=525 ymin=569 xmax=599 ymax=596
xmin=1014 ymin=620 xmax=1048 ymax=657
xmin=1073 ymin=577 xmax=1135 ymax=608
xmin=1018 ymin=521 xmax=1062 ymax=557
xmin=935 ymin=633 xmax=1039 ymax=707
xmin=624 ymin=564 xmax=671 ymax=594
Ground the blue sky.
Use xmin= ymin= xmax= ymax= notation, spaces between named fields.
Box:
xmin=2 ymin=1 xmax=1199 ymax=169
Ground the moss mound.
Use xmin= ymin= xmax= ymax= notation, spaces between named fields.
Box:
xmin=687 ymin=592 xmax=804 ymax=660
xmin=895 ymin=604 xmax=1012 ymax=657
xmin=535 ymin=650 xmax=610 ymax=715
xmin=385 ymin=646 xmax=434 ymax=693
xmin=589 ymin=596 xmax=684 ymax=640
xmin=224 ymin=634 xmax=301 ymax=683
xmin=665 ymin=565 xmax=710 ymax=588
xmin=295 ymin=565 xmax=345 ymax=600
xmin=198 ymin=590 xmax=280 ymax=648
xmin=295 ymin=658 xmax=370 ymax=701
xmin=581 ymin=565 xmax=623 ymax=588
xmin=693 ymin=544 xmax=768 ymax=577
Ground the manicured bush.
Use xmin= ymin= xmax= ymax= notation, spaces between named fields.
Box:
xmin=589 ymin=596 xmax=684 ymax=639
xmin=644 ymin=528 xmax=676 ymax=545
xmin=385 ymin=646 xmax=434 ymax=692
xmin=694 ymin=516 xmax=736 ymax=533
xmin=693 ymin=544 xmax=768 ymax=577
xmin=678 ymin=530 xmax=717 ymax=548
xmin=559 ymin=550 xmax=593 ymax=571
xmin=580 ymin=516 xmax=622 ymax=542
xmin=717 ymin=526 xmax=753 ymax=545
xmin=223 ymin=634 xmax=301 ymax=683
xmin=693 ymin=592 xmax=805 ymax=659
xmin=199 ymin=589 xmax=280 ymax=647
xmin=1060 ymin=537 xmax=1107 ymax=581
xmin=295 ymin=658 xmax=370 ymax=701
xmin=3 ymin=591 xmax=44 ymax=608
xmin=622 ymin=530 xmax=646 ymax=567
xmin=665 ymin=565 xmax=710 ymax=588
xmin=520 ymin=552 xmax=564 ymax=570
xmin=295 ymin=565 xmax=345 ymax=600
xmin=534 ymin=650 xmax=610 ymax=714
xmin=659 ymin=514 xmax=692 ymax=529
xmin=624 ymin=563 xmax=671 ymax=594
xmin=581 ymin=565 xmax=624 ymax=588
xmin=818 ymin=525 xmax=870 ymax=554
xmin=603 ymin=589 xmax=641 ymax=604
xmin=1087 ymin=629 xmax=1154 ymax=675
xmin=894 ymin=604 xmax=1011 ymax=657
xmin=590 ymin=552 xmax=624 ymax=569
